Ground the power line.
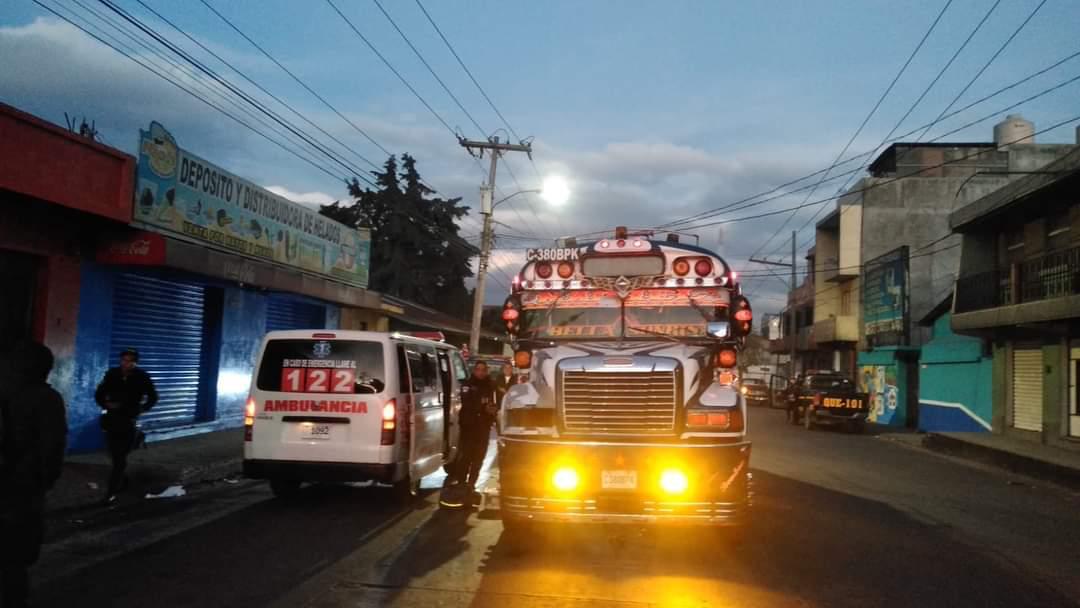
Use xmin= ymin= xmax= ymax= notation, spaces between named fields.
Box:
xmin=413 ymin=0 xmax=522 ymax=142
xmin=35 ymin=0 xmax=351 ymax=185
xmin=779 ymin=0 xmax=1003 ymax=257
xmin=673 ymin=71 xmax=1080 ymax=236
xmin=195 ymin=0 xmax=392 ymax=162
xmin=912 ymin=0 xmax=1048 ymax=145
xmin=411 ymin=0 xmax=548 ymax=186
xmin=660 ymin=45 xmax=1080 ymax=233
xmin=771 ymin=0 xmax=1049 ymax=262
xmin=371 ymin=0 xmax=485 ymax=136
xmin=675 ymin=113 xmax=1080 ymax=232
xmin=97 ymin=0 xmax=374 ymax=183
xmin=325 ymin=0 xmax=455 ymax=136
xmin=746 ymin=0 xmax=955 ymax=263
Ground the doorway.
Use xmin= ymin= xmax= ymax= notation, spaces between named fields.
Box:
xmin=0 ymin=250 xmax=38 ymax=353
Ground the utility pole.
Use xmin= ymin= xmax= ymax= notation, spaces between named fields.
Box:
xmin=750 ymin=230 xmax=798 ymax=379
xmin=459 ymin=136 xmax=532 ymax=355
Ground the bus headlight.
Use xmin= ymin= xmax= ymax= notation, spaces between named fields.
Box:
xmin=659 ymin=469 xmax=689 ymax=495
xmin=552 ymin=467 xmax=579 ymax=492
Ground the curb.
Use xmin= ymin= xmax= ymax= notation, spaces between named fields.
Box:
xmin=922 ymin=433 xmax=1080 ymax=491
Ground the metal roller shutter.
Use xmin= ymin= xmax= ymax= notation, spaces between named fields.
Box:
xmin=1011 ymin=347 xmax=1043 ymax=432
xmin=110 ymin=273 xmax=206 ymax=430
xmin=266 ymin=297 xmax=326 ymax=332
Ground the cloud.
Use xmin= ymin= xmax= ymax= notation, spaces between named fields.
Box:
xmin=1 ymin=17 xmax=837 ymax=315
xmin=264 ymin=186 xmax=339 ymax=208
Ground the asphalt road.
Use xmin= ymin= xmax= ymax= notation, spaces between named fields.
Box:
xmin=32 ymin=408 xmax=1080 ymax=608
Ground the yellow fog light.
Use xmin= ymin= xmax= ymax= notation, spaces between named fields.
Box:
xmin=659 ymin=469 xmax=689 ymax=495
xmin=552 ymin=467 xmax=579 ymax=492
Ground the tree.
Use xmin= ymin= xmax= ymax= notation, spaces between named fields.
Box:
xmin=321 ymin=155 xmax=476 ymax=317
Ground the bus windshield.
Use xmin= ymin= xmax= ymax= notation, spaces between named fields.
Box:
xmin=519 ymin=288 xmax=728 ymax=340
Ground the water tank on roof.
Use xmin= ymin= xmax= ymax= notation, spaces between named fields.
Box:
xmin=994 ymin=114 xmax=1034 ymax=150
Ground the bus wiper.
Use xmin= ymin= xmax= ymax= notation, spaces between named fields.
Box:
xmin=687 ymin=295 xmax=714 ymax=322
xmin=522 ymin=287 xmax=575 ymax=338
xmin=625 ymin=326 xmax=683 ymax=343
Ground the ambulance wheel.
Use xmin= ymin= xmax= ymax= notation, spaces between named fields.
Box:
xmin=391 ymin=475 xmax=420 ymax=505
xmin=847 ymin=420 xmax=865 ymax=434
xmin=269 ymin=478 xmax=301 ymax=498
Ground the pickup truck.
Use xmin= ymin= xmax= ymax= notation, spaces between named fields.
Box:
xmin=784 ymin=372 xmax=869 ymax=433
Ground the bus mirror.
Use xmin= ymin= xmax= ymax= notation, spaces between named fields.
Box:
xmin=706 ymin=321 xmax=730 ymax=339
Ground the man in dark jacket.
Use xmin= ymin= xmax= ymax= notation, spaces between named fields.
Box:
xmin=453 ymin=361 xmax=498 ymax=492
xmin=95 ymin=349 xmax=158 ymax=504
xmin=0 ymin=341 xmax=67 ymax=608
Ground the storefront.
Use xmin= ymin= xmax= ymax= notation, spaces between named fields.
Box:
xmin=0 ymin=103 xmax=135 ymax=434
xmin=64 ymin=121 xmax=374 ymax=450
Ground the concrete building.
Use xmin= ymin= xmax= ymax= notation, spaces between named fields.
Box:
xmin=951 ymin=145 xmax=1080 ymax=449
xmin=835 ymin=117 xmax=1075 ymax=427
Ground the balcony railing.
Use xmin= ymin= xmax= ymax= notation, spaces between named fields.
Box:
xmin=955 ymin=244 xmax=1080 ymax=313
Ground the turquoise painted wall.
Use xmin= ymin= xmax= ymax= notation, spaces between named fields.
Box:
xmin=917 ymin=313 xmax=992 ymax=432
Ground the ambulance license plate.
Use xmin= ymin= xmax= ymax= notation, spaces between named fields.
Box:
xmin=602 ymin=470 xmax=637 ymax=489
xmin=301 ymin=423 xmax=331 ymax=440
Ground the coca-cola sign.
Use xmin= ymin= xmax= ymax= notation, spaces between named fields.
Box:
xmin=97 ymin=231 xmax=165 ymax=265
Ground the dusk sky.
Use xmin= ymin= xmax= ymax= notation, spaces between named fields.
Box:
xmin=2 ymin=0 xmax=1077 ymax=311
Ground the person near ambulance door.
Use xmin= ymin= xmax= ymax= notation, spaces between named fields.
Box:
xmin=453 ymin=361 xmax=499 ymax=494
xmin=95 ymin=349 xmax=158 ymax=505
xmin=493 ymin=362 xmax=514 ymax=435
xmin=0 ymin=341 xmax=67 ymax=608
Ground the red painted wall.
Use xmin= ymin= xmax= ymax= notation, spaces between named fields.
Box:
xmin=0 ymin=103 xmax=134 ymax=223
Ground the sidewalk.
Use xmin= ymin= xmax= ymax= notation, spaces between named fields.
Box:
xmin=922 ymin=431 xmax=1080 ymax=489
xmin=49 ymin=428 xmax=245 ymax=513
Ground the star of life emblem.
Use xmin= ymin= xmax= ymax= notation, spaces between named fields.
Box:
xmin=312 ymin=341 xmax=332 ymax=359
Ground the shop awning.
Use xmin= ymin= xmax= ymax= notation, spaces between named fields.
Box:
xmin=97 ymin=230 xmax=381 ymax=309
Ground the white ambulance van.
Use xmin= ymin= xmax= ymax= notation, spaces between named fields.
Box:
xmin=243 ymin=330 xmax=465 ymax=498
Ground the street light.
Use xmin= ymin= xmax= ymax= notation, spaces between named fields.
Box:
xmin=470 ymin=178 xmax=571 ymax=353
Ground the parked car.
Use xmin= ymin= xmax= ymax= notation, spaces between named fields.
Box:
xmin=739 ymin=377 xmax=770 ymax=406
xmin=783 ymin=371 xmax=870 ymax=433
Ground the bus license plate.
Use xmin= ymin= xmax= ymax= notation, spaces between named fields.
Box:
xmin=602 ymin=470 xmax=637 ymax=489
xmin=301 ymin=423 xmax=331 ymax=440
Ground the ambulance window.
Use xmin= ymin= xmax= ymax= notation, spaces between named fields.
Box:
xmin=406 ymin=348 xmax=425 ymax=392
xmin=451 ymin=351 xmax=468 ymax=381
xmin=257 ymin=340 xmax=385 ymax=394
xmin=419 ymin=347 xmax=439 ymax=390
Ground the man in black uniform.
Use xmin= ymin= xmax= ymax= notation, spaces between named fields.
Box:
xmin=453 ymin=361 xmax=498 ymax=493
xmin=95 ymin=349 xmax=158 ymax=504
xmin=0 ymin=341 xmax=67 ymax=608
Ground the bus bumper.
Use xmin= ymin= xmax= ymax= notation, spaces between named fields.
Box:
xmin=497 ymin=437 xmax=752 ymax=526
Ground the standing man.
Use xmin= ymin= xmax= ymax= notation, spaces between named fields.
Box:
xmin=95 ymin=349 xmax=158 ymax=505
xmin=452 ymin=361 xmax=498 ymax=495
xmin=0 ymin=341 xmax=67 ymax=608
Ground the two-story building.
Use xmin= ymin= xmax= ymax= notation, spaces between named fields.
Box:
xmin=768 ymin=248 xmax=826 ymax=376
xmin=951 ymin=143 xmax=1080 ymax=449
